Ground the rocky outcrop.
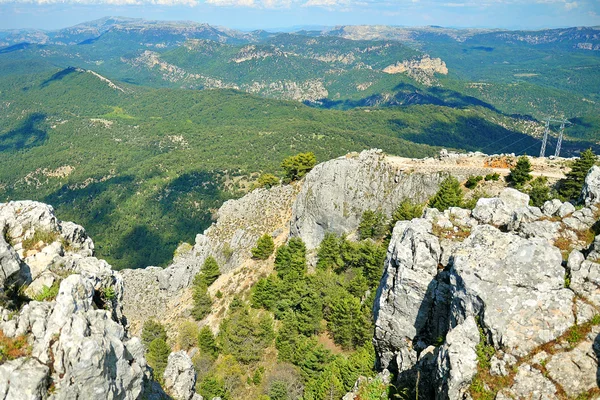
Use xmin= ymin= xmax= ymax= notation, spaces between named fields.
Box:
xmin=291 ymin=150 xmax=468 ymax=250
xmin=163 ymin=351 xmax=199 ymax=400
xmin=0 ymin=201 xmax=149 ymax=399
xmin=383 ymin=56 xmax=448 ymax=86
xmin=373 ymin=181 xmax=600 ymax=399
xmin=581 ymin=165 xmax=600 ymax=206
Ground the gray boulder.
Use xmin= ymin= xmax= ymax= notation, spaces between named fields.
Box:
xmin=163 ymin=351 xmax=197 ymax=400
xmin=0 ymin=233 xmax=22 ymax=288
xmin=556 ymin=201 xmax=576 ymax=218
xmin=542 ymin=199 xmax=563 ymax=217
xmin=450 ymin=225 xmax=574 ymax=356
xmin=0 ymin=275 xmax=148 ymax=400
xmin=581 ymin=165 xmax=600 ymax=206
xmin=472 ymin=188 xmax=530 ymax=227
xmin=0 ymin=358 xmax=49 ymax=400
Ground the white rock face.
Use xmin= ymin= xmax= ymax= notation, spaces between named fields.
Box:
xmin=435 ymin=316 xmax=480 ymax=400
xmin=472 ymin=188 xmax=530 ymax=227
xmin=291 ymin=150 xmax=458 ymax=250
xmin=581 ymin=165 xmax=600 ymax=206
xmin=0 ymin=201 xmax=150 ymax=400
xmin=163 ymin=351 xmax=197 ymax=400
xmin=373 ymin=218 xmax=441 ymax=371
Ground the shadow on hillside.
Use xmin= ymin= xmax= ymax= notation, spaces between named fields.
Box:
xmin=45 ymin=175 xmax=136 ymax=227
xmin=111 ymin=225 xmax=169 ymax=270
xmin=40 ymin=67 xmax=79 ymax=88
xmin=157 ymin=170 xmax=230 ymax=241
xmin=0 ymin=113 xmax=47 ymax=152
xmin=0 ymin=42 xmax=34 ymax=54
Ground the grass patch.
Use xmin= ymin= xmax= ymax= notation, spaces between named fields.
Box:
xmin=33 ymin=282 xmax=60 ymax=302
xmin=22 ymin=229 xmax=59 ymax=253
xmin=0 ymin=332 xmax=30 ymax=364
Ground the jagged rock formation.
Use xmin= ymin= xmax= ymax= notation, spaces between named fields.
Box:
xmin=383 ymin=56 xmax=448 ymax=85
xmin=163 ymin=351 xmax=200 ymax=400
xmin=373 ymin=181 xmax=600 ymax=399
xmin=0 ymin=201 xmax=151 ymax=399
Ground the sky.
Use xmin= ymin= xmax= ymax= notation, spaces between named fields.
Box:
xmin=0 ymin=0 xmax=599 ymax=31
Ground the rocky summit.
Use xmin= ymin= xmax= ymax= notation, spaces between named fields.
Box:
xmin=1 ymin=150 xmax=599 ymax=399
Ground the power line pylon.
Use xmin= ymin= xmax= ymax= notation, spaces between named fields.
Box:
xmin=539 ymin=117 xmax=572 ymax=158
xmin=540 ymin=119 xmax=550 ymax=158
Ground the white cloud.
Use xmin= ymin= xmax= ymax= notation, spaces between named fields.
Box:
xmin=564 ymin=1 xmax=577 ymax=10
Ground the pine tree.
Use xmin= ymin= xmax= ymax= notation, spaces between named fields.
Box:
xmin=257 ymin=173 xmax=280 ymax=189
xmin=508 ymin=155 xmax=533 ymax=187
xmin=197 ymin=326 xmax=218 ymax=358
xmin=358 ymin=210 xmax=386 ymax=240
xmin=274 ymin=238 xmax=307 ymax=279
xmin=195 ymin=256 xmax=220 ymax=287
xmin=147 ymin=338 xmax=170 ymax=383
xmin=429 ymin=176 xmax=464 ymax=211
xmin=141 ymin=319 xmax=167 ymax=348
xmin=559 ymin=148 xmax=597 ymax=201
xmin=251 ymin=234 xmax=275 ymax=260
xmin=191 ymin=283 xmax=212 ymax=321
xmin=316 ymin=233 xmax=344 ymax=271
xmin=281 ymin=152 xmax=317 ymax=182
xmin=391 ymin=199 xmax=424 ymax=225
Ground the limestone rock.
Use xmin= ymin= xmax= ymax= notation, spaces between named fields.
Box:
xmin=0 ymin=233 xmax=22 ymax=288
xmin=472 ymin=188 xmax=530 ymax=227
xmin=496 ymin=364 xmax=557 ymax=400
xmin=0 ymin=358 xmax=49 ymax=400
xmin=557 ymin=202 xmax=576 ymax=218
xmin=450 ymin=225 xmax=574 ymax=356
xmin=163 ymin=351 xmax=197 ymax=400
xmin=542 ymin=199 xmax=563 ymax=217
xmin=546 ymin=335 xmax=600 ymax=397
xmin=435 ymin=316 xmax=479 ymax=400
xmin=581 ymin=165 xmax=600 ymax=206
xmin=570 ymin=259 xmax=600 ymax=307
xmin=0 ymin=275 xmax=148 ymax=400
xmin=292 ymin=150 xmax=455 ymax=250
xmin=373 ymin=218 xmax=441 ymax=371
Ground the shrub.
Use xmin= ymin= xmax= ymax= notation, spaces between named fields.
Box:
xmin=198 ymin=374 xmax=226 ymax=400
xmin=358 ymin=210 xmax=386 ymax=240
xmin=142 ymin=319 xmax=167 ymax=348
xmin=257 ymin=173 xmax=280 ymax=189
xmin=508 ymin=155 xmax=532 ymax=187
xmin=252 ymin=234 xmax=275 ymax=260
xmin=281 ymin=152 xmax=317 ymax=182
xmin=22 ymin=230 xmax=59 ymax=253
xmin=147 ymin=338 xmax=170 ymax=383
xmin=429 ymin=176 xmax=463 ymax=211
xmin=484 ymin=173 xmax=500 ymax=181
xmin=33 ymin=282 xmax=60 ymax=302
xmin=559 ymin=148 xmax=597 ymax=201
xmin=178 ymin=321 xmax=200 ymax=351
xmin=528 ymin=176 xmax=551 ymax=207
xmin=391 ymin=199 xmax=424 ymax=225
xmin=465 ymin=175 xmax=483 ymax=189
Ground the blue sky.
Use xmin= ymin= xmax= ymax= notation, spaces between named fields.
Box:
xmin=1 ymin=0 xmax=599 ymax=31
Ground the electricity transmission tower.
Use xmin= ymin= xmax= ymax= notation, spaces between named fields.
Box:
xmin=539 ymin=117 xmax=572 ymax=158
